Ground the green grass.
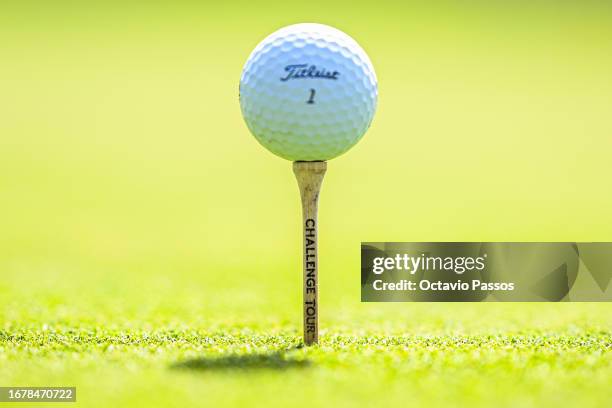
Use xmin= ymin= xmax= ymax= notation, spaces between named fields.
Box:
xmin=1 ymin=294 xmax=611 ymax=407
xmin=1 ymin=328 xmax=611 ymax=408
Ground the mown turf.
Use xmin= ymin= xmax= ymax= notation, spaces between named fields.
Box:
xmin=0 ymin=254 xmax=610 ymax=408
xmin=1 ymin=310 xmax=611 ymax=408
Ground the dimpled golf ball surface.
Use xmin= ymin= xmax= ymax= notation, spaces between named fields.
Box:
xmin=240 ymin=23 xmax=377 ymax=161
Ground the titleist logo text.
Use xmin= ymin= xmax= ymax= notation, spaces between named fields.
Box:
xmin=280 ymin=64 xmax=340 ymax=82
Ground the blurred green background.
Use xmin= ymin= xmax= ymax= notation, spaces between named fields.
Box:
xmin=1 ymin=1 xmax=611 ymax=407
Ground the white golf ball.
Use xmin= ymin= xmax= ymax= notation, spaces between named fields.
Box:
xmin=239 ymin=23 xmax=378 ymax=161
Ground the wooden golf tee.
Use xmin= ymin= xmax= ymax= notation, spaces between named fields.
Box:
xmin=293 ymin=161 xmax=327 ymax=345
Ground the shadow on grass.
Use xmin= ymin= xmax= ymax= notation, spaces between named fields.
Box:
xmin=171 ymin=349 xmax=310 ymax=372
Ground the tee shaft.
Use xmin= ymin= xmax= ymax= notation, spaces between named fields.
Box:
xmin=293 ymin=161 xmax=327 ymax=345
